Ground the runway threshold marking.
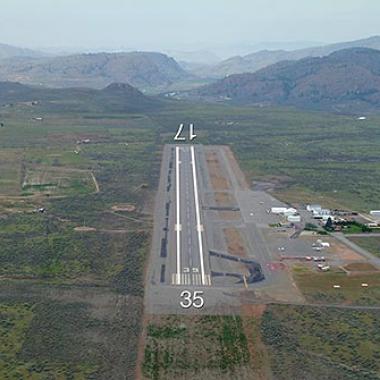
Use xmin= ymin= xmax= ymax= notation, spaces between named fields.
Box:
xmin=171 ymin=273 xmax=211 ymax=286
xmin=190 ymin=145 xmax=207 ymax=286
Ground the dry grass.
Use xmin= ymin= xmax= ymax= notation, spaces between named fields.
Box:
xmin=74 ymin=226 xmax=97 ymax=232
xmin=344 ymin=262 xmax=378 ymax=272
xmin=206 ymin=152 xmax=230 ymax=191
xmin=241 ymin=307 xmax=272 ymax=380
xmin=224 ymin=228 xmax=247 ymax=257
xmin=225 ymin=147 xmax=249 ymax=190
xmin=112 ymin=204 xmax=137 ymax=212
xmin=293 ymin=266 xmax=380 ymax=305
xmin=331 ymin=241 xmax=365 ymax=261
xmin=214 ymin=192 xmax=233 ymax=206
xmin=220 ymin=210 xmax=241 ymax=220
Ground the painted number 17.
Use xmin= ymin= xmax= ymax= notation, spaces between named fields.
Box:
xmin=174 ymin=123 xmax=196 ymax=141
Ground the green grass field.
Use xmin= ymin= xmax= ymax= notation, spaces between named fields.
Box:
xmin=293 ymin=266 xmax=380 ymax=305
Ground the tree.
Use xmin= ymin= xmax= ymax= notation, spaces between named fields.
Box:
xmin=325 ymin=217 xmax=333 ymax=231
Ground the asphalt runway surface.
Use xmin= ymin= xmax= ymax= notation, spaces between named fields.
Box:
xmin=173 ymin=145 xmax=211 ymax=286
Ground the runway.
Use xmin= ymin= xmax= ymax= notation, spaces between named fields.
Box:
xmin=173 ymin=145 xmax=211 ymax=286
xmin=146 ymin=143 xmax=306 ymax=314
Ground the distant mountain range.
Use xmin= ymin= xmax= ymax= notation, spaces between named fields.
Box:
xmin=191 ymin=48 xmax=380 ymax=112
xmin=165 ymin=50 xmax=221 ymax=65
xmin=2 ymin=37 xmax=380 ymax=113
xmin=0 ymin=43 xmax=46 ymax=60
xmin=190 ymin=36 xmax=380 ymax=78
xmin=0 ymin=51 xmax=192 ymax=93
xmin=0 ymin=81 xmax=160 ymax=113
xmin=3 ymin=47 xmax=380 ymax=114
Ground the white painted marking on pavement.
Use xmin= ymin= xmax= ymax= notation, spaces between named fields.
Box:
xmin=176 ymin=146 xmax=181 ymax=285
xmin=190 ymin=145 xmax=207 ymax=286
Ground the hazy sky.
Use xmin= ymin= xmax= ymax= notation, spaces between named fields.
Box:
xmin=1 ymin=0 xmax=379 ymax=53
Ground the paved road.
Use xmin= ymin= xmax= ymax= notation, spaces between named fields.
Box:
xmin=343 ymin=233 xmax=380 ymax=237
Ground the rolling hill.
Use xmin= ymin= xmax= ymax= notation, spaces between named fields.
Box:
xmin=192 ymin=48 xmax=380 ymax=112
xmin=193 ymin=36 xmax=380 ymax=78
xmin=0 ymin=51 xmax=192 ymax=92
xmin=0 ymin=43 xmax=46 ymax=60
xmin=0 ymin=81 xmax=161 ymax=113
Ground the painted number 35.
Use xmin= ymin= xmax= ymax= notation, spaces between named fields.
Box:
xmin=180 ymin=290 xmax=204 ymax=309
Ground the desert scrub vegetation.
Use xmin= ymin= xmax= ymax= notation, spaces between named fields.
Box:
xmin=262 ymin=305 xmax=380 ymax=380
xmin=0 ymin=110 xmax=160 ymax=378
xmin=0 ymin=301 xmax=97 ymax=379
xmin=143 ymin=315 xmax=251 ymax=380
xmin=0 ymin=214 xmax=151 ymax=292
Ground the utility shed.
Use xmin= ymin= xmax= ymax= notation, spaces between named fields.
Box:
xmin=271 ymin=207 xmax=288 ymax=214
xmin=288 ymin=214 xmax=301 ymax=223
xmin=283 ymin=208 xmax=297 ymax=216
xmin=313 ymin=209 xmax=332 ymax=220
xmin=307 ymin=204 xmax=322 ymax=212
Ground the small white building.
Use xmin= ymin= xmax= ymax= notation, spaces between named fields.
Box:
xmin=307 ymin=204 xmax=322 ymax=212
xmin=313 ymin=209 xmax=332 ymax=220
xmin=288 ymin=214 xmax=301 ymax=223
xmin=370 ymin=210 xmax=380 ymax=217
xmin=271 ymin=207 xmax=288 ymax=214
xmin=271 ymin=207 xmax=298 ymax=216
xmin=284 ymin=208 xmax=298 ymax=216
